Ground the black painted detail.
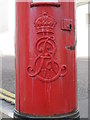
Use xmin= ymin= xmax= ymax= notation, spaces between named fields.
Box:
xmin=14 ymin=109 xmax=80 ymax=120
xmin=66 ymin=40 xmax=77 ymax=51
xmin=68 ymin=24 xmax=72 ymax=31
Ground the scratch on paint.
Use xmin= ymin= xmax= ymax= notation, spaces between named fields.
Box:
xmin=47 ymin=83 xmax=51 ymax=103
xmin=32 ymin=77 xmax=34 ymax=103
xmin=60 ymin=77 xmax=63 ymax=96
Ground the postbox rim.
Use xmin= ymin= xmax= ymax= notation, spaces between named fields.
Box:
xmin=30 ymin=2 xmax=61 ymax=7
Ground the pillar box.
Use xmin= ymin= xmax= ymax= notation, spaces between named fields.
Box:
xmin=14 ymin=0 xmax=80 ymax=119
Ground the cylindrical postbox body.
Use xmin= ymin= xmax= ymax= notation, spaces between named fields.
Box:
xmin=14 ymin=1 xmax=80 ymax=119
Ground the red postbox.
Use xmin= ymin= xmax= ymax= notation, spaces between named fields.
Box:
xmin=14 ymin=0 xmax=80 ymax=119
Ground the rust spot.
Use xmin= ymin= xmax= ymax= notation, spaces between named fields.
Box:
xmin=53 ymin=113 xmax=57 ymax=116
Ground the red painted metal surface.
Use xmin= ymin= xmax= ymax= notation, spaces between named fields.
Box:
xmin=15 ymin=1 xmax=77 ymax=116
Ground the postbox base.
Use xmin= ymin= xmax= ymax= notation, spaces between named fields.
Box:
xmin=14 ymin=109 xmax=80 ymax=120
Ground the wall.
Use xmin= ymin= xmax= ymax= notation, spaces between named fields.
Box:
xmin=0 ymin=0 xmax=15 ymax=55
xmin=0 ymin=0 xmax=8 ymax=32
xmin=76 ymin=4 xmax=88 ymax=58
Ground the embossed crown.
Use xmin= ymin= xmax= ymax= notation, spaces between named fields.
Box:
xmin=34 ymin=12 xmax=57 ymax=34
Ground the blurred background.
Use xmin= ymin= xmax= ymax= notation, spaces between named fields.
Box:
xmin=0 ymin=0 xmax=88 ymax=57
xmin=0 ymin=0 xmax=89 ymax=119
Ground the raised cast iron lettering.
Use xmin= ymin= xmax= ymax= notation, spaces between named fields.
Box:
xmin=27 ymin=12 xmax=67 ymax=82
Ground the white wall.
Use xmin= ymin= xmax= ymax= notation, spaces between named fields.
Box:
xmin=0 ymin=0 xmax=8 ymax=32
xmin=0 ymin=0 xmax=15 ymax=56
xmin=76 ymin=4 xmax=88 ymax=58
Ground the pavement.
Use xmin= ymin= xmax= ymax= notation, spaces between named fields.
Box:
xmin=0 ymin=112 xmax=10 ymax=119
xmin=2 ymin=56 xmax=15 ymax=93
xmin=0 ymin=56 xmax=89 ymax=119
